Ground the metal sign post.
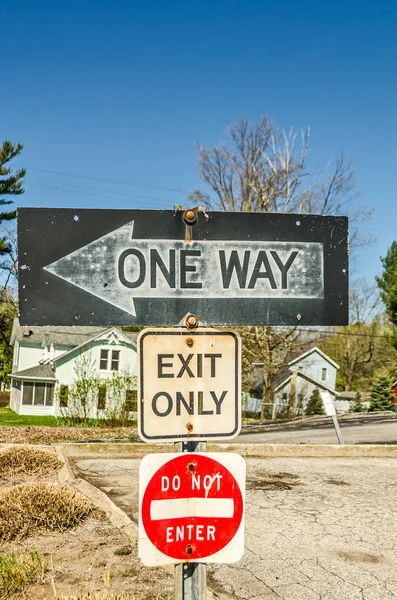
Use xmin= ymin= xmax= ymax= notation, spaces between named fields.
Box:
xmin=174 ymin=441 xmax=207 ymax=600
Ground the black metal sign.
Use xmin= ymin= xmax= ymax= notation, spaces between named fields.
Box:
xmin=18 ymin=207 xmax=348 ymax=326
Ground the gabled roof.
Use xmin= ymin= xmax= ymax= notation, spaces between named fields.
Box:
xmin=10 ymin=319 xmax=108 ymax=347
xmin=274 ymin=370 xmax=339 ymax=396
xmin=53 ymin=327 xmax=137 ymax=363
xmin=10 ymin=319 xmax=138 ymax=349
xmin=287 ymin=346 xmax=339 ymax=370
xmin=12 ymin=364 xmax=56 ymax=380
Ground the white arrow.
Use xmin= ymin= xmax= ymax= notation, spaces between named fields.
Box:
xmin=44 ymin=220 xmax=324 ymax=317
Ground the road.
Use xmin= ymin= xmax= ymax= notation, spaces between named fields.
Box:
xmin=236 ymin=414 xmax=397 ymax=445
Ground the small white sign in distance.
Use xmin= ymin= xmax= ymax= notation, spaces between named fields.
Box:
xmin=137 ymin=328 xmax=241 ymax=442
xmin=320 ymin=390 xmax=337 ymax=416
xmin=139 ymin=452 xmax=246 ymax=566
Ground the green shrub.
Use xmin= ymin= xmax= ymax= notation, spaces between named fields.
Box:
xmin=0 ymin=551 xmax=46 ymax=598
xmin=0 ymin=392 xmax=9 ymax=408
xmin=305 ymin=388 xmax=325 ymax=416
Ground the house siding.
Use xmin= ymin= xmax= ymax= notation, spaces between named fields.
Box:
xmin=274 ymin=377 xmax=336 ymax=417
xmin=17 ymin=343 xmax=43 ymax=372
xmin=10 ymin=327 xmax=137 ymax=418
xmin=290 ymin=354 xmax=337 ymax=391
xmin=53 ymin=331 xmax=137 ymax=418
xmin=10 ymin=383 xmax=22 ymax=413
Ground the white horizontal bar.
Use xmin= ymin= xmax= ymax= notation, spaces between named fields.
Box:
xmin=150 ymin=498 xmax=234 ymax=520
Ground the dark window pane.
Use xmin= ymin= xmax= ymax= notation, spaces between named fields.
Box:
xmin=46 ymin=384 xmax=55 ymax=406
xmin=97 ymin=385 xmax=106 ymax=410
xmin=111 ymin=350 xmax=120 ymax=371
xmin=100 ymin=349 xmax=108 ymax=370
xmin=34 ymin=383 xmax=45 ymax=405
xmin=125 ymin=389 xmax=137 ymax=411
xmin=23 ymin=382 xmax=34 ymax=405
xmin=59 ymin=384 xmax=69 ymax=408
xmin=322 ymin=368 xmax=327 ymax=381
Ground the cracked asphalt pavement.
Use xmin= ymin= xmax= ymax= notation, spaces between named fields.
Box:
xmin=75 ymin=457 xmax=397 ymax=599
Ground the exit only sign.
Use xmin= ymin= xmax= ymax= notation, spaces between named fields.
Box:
xmin=137 ymin=328 xmax=241 ymax=443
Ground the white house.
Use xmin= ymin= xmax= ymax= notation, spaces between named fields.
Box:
xmin=9 ymin=320 xmax=138 ymax=417
xmin=249 ymin=347 xmax=339 ymax=417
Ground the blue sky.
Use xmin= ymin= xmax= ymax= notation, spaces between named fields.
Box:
xmin=1 ymin=0 xmax=396 ymax=286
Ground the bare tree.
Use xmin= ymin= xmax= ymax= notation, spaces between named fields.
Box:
xmin=192 ymin=117 xmax=359 ymax=217
xmin=191 ymin=117 xmax=366 ymax=418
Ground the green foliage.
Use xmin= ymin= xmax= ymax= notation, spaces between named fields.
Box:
xmin=0 ymin=550 xmax=46 ymax=598
xmin=305 ymin=388 xmax=325 ymax=416
xmin=0 ymin=291 xmax=17 ymax=386
xmin=0 ymin=140 xmax=25 ymax=256
xmin=369 ymin=376 xmax=394 ymax=412
xmin=377 ymin=242 xmax=397 ymax=326
xmin=59 ymin=384 xmax=69 ymax=408
xmin=350 ymin=391 xmax=364 ymax=413
xmin=57 ymin=353 xmax=137 ymax=425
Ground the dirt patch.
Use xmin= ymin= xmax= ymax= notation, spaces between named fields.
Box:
xmin=0 ymin=455 xmax=172 ymax=600
xmin=2 ymin=520 xmax=172 ymax=600
xmin=246 ymin=470 xmax=301 ymax=491
xmin=324 ymin=478 xmax=350 ymax=486
xmin=337 ymin=550 xmax=383 ymax=564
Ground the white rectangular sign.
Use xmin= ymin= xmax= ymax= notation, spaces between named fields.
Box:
xmin=137 ymin=328 xmax=241 ymax=442
xmin=320 ymin=390 xmax=336 ymax=416
xmin=139 ymin=452 xmax=246 ymax=566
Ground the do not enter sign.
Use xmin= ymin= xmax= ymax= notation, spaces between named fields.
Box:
xmin=139 ymin=453 xmax=246 ymax=566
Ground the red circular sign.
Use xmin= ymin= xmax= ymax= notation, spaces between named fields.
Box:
xmin=142 ymin=454 xmax=243 ymax=561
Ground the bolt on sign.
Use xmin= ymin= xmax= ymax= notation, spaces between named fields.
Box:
xmin=17 ymin=208 xmax=348 ymax=327
xmin=137 ymin=328 xmax=241 ymax=442
xmin=139 ymin=453 xmax=246 ymax=566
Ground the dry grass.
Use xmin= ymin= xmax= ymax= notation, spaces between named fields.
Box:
xmin=0 ymin=550 xmax=46 ymax=599
xmin=0 ymin=482 xmax=96 ymax=542
xmin=0 ymin=446 xmax=62 ymax=482
xmin=0 ymin=426 xmax=136 ymax=445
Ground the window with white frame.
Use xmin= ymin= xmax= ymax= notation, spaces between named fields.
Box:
xmin=125 ymin=389 xmax=137 ymax=412
xmin=100 ymin=349 xmax=109 ymax=370
xmin=99 ymin=349 xmax=120 ymax=371
xmin=321 ymin=368 xmax=327 ymax=381
xmin=22 ymin=382 xmax=55 ymax=406
xmin=111 ymin=350 xmax=120 ymax=371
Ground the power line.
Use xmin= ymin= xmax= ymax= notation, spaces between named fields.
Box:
xmin=298 ymin=327 xmax=389 ymax=339
xmin=16 ymin=164 xmax=191 ymax=195
xmin=29 ymin=181 xmax=169 ymax=206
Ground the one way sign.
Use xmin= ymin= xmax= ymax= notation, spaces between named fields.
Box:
xmin=17 ymin=208 xmax=348 ymax=326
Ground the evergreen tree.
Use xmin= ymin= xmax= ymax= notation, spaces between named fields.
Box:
xmin=305 ymin=388 xmax=325 ymax=416
xmin=0 ymin=140 xmax=25 ymax=255
xmin=369 ymin=376 xmax=394 ymax=412
xmin=350 ymin=391 xmax=364 ymax=413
